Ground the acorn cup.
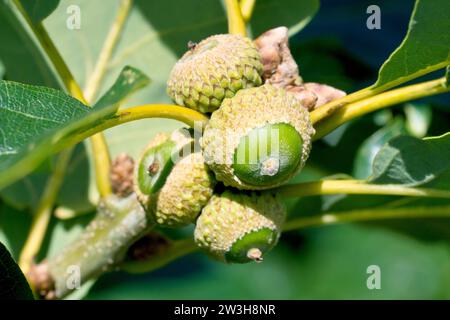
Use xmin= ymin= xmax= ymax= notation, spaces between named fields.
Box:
xmin=194 ymin=190 xmax=286 ymax=264
xmin=134 ymin=128 xmax=216 ymax=227
xmin=202 ymin=84 xmax=315 ymax=190
xmin=167 ymin=34 xmax=263 ymax=113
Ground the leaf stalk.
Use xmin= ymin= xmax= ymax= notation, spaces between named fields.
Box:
xmin=312 ymin=77 xmax=450 ymax=140
xmin=225 ymin=0 xmax=247 ymax=36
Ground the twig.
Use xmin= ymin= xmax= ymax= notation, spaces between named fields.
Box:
xmin=240 ymin=0 xmax=256 ymax=22
xmin=276 ymin=179 xmax=450 ymax=199
xmin=312 ymin=77 xmax=449 ymax=140
xmin=225 ymin=0 xmax=247 ymax=36
xmin=66 ymin=104 xmax=209 ymax=146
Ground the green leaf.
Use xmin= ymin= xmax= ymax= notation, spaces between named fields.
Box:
xmin=20 ymin=0 xmax=60 ymax=24
xmin=0 ymin=66 xmax=149 ymax=211
xmin=0 ymin=204 xmax=32 ymax=259
xmin=370 ymin=133 xmax=450 ymax=186
xmin=0 ymin=0 xmax=60 ymax=87
xmin=0 ymin=241 xmax=34 ymax=300
xmin=57 ymin=66 xmax=151 ymax=214
xmin=0 ymin=80 xmax=89 ymax=166
xmin=94 ymin=66 xmax=150 ymax=110
xmin=374 ymin=0 xmax=450 ymax=88
xmin=353 ymin=118 xmax=407 ymax=179
xmin=0 ymin=80 xmax=117 ymax=190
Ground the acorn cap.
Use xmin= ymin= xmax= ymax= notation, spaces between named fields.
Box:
xmin=194 ymin=190 xmax=286 ymax=263
xmin=202 ymin=84 xmax=315 ymax=190
xmin=134 ymin=129 xmax=216 ymax=227
xmin=167 ymin=34 xmax=263 ymax=113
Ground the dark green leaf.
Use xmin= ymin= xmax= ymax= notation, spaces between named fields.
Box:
xmin=374 ymin=0 xmax=450 ymax=88
xmin=0 ymin=66 xmax=150 ymax=212
xmin=0 ymin=0 xmax=60 ymax=87
xmin=0 ymin=241 xmax=34 ymax=300
xmin=370 ymin=133 xmax=450 ymax=186
xmin=0 ymin=80 xmax=89 ymax=166
xmin=20 ymin=0 xmax=60 ymax=24
xmin=0 ymin=204 xmax=32 ymax=259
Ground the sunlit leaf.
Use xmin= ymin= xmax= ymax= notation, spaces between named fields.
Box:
xmin=374 ymin=0 xmax=450 ymax=88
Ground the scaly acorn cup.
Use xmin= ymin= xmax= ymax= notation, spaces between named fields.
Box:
xmin=166 ymin=34 xmax=263 ymax=113
xmin=194 ymin=190 xmax=286 ymax=263
xmin=202 ymin=84 xmax=315 ymax=190
xmin=134 ymin=128 xmax=216 ymax=227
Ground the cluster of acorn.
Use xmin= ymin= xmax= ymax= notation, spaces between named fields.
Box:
xmin=134 ymin=33 xmax=316 ymax=263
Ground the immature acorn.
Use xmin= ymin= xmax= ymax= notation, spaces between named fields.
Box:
xmin=194 ymin=190 xmax=286 ymax=263
xmin=167 ymin=34 xmax=263 ymax=113
xmin=134 ymin=129 xmax=216 ymax=227
xmin=202 ymin=84 xmax=315 ymax=190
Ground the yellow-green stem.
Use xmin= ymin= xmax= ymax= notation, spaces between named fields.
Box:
xmin=282 ymin=206 xmax=450 ymax=232
xmin=310 ymin=87 xmax=376 ymax=124
xmin=240 ymin=0 xmax=256 ymax=22
xmin=276 ymin=179 xmax=450 ymax=199
xmin=66 ymin=104 xmax=209 ymax=146
xmin=312 ymin=77 xmax=449 ymax=140
xmin=225 ymin=0 xmax=247 ymax=36
xmin=18 ymin=149 xmax=73 ymax=275
xmin=311 ymin=61 xmax=450 ymax=125
xmin=81 ymin=0 xmax=133 ymax=198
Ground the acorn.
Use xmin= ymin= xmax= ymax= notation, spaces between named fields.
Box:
xmin=134 ymin=129 xmax=216 ymax=227
xmin=202 ymin=84 xmax=315 ymax=190
xmin=167 ymin=34 xmax=263 ymax=113
xmin=194 ymin=190 xmax=286 ymax=263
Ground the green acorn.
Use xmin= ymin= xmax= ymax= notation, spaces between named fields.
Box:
xmin=134 ymin=129 xmax=216 ymax=227
xmin=166 ymin=34 xmax=263 ymax=113
xmin=194 ymin=190 xmax=286 ymax=263
xmin=202 ymin=84 xmax=315 ymax=190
